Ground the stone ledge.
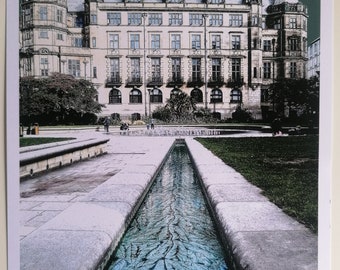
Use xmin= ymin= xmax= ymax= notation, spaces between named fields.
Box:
xmin=20 ymin=138 xmax=110 ymax=179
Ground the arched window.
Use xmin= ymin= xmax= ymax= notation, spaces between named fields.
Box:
xmin=129 ymin=88 xmax=142 ymax=103
xmin=150 ymin=88 xmax=163 ymax=103
xmin=230 ymin=88 xmax=242 ymax=103
xmin=109 ymin=88 xmax=122 ymax=104
xmin=190 ymin=88 xmax=203 ymax=103
xmin=210 ymin=88 xmax=223 ymax=103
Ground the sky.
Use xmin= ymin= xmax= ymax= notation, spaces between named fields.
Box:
xmin=300 ymin=0 xmax=320 ymax=43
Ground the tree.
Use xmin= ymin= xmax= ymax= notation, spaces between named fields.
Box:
xmin=165 ymin=91 xmax=197 ymax=122
xmin=20 ymin=73 xmax=103 ymax=125
xmin=268 ymin=77 xmax=319 ymax=124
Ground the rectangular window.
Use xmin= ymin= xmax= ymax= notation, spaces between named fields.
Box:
xmin=151 ymin=58 xmax=161 ymax=81
xmin=171 ymin=58 xmax=181 ymax=81
xmin=189 ymin=14 xmax=203 ymax=26
xmin=130 ymin=58 xmax=141 ymax=81
xmin=169 ymin=13 xmax=183 ymax=26
xmin=110 ymin=58 xmax=120 ymax=82
xmin=274 ymin=19 xmax=281 ymax=29
xmin=39 ymin=6 xmax=48 ymax=20
xmin=211 ymin=0 xmax=223 ymax=3
xmin=251 ymin=15 xmax=258 ymax=26
xmin=171 ymin=34 xmax=181 ymax=50
xmin=57 ymin=33 xmax=63 ymax=40
xmin=74 ymin=15 xmax=83 ymax=27
xmin=128 ymin=13 xmax=142 ymax=25
xmin=261 ymin=89 xmax=269 ymax=103
xmin=130 ymin=34 xmax=140 ymax=49
xmin=151 ymin=34 xmax=160 ymax=49
xmin=212 ymin=35 xmax=221 ymax=49
xmin=288 ymin=38 xmax=299 ymax=51
xmin=56 ymin=10 xmax=63 ymax=23
xmin=191 ymin=34 xmax=201 ymax=49
xmin=263 ymin=40 xmax=271 ymax=51
xmin=40 ymin=57 xmax=49 ymax=76
xmin=39 ymin=31 xmax=48 ymax=39
xmin=93 ymin=67 xmax=97 ymax=78
xmin=90 ymin=14 xmax=97 ymax=24
xmin=92 ymin=37 xmax=96 ymax=48
xmin=212 ymin=58 xmax=221 ymax=81
xmin=229 ymin=14 xmax=242 ymax=27
xmin=107 ymin=13 xmax=121 ymax=25
xmin=210 ymin=14 xmax=223 ymax=26
xmin=289 ymin=17 xmax=297 ymax=28
xmin=192 ymin=58 xmax=201 ymax=81
xmin=109 ymin=34 xmax=119 ymax=49
xmin=23 ymin=6 xmax=33 ymax=24
xmin=68 ymin=60 xmax=80 ymax=77
xmin=231 ymin=58 xmax=241 ymax=81
xmin=263 ymin=62 xmax=271 ymax=79
xmin=24 ymin=58 xmax=32 ymax=74
xmin=149 ymin=13 xmax=162 ymax=26
xmin=290 ymin=62 xmax=297 ymax=78
xmin=73 ymin=37 xmax=82 ymax=47
xmin=231 ymin=35 xmax=241 ymax=50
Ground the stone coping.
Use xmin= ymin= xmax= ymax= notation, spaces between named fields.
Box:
xmin=20 ymin=138 xmax=110 ymax=166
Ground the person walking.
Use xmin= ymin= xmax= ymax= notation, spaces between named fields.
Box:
xmin=103 ymin=117 xmax=110 ymax=132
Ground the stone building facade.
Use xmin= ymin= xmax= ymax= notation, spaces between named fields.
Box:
xmin=307 ymin=37 xmax=320 ymax=79
xmin=19 ymin=0 xmax=308 ymax=121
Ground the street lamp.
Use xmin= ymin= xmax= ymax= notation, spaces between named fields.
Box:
xmin=211 ymin=88 xmax=220 ymax=117
xmin=203 ymin=14 xmax=208 ymax=110
xmin=83 ymin=59 xmax=88 ymax=80
xmin=142 ymin=13 xmax=148 ymax=117
xmin=148 ymin=88 xmax=152 ymax=118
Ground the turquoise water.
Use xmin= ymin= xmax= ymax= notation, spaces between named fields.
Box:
xmin=106 ymin=144 xmax=228 ymax=270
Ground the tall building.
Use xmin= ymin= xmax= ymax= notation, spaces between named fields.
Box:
xmin=307 ymin=37 xmax=320 ymax=78
xmin=19 ymin=0 xmax=308 ymax=121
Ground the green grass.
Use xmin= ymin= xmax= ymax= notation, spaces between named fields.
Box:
xmin=196 ymin=136 xmax=319 ymax=233
xmin=20 ymin=137 xmax=76 ymax=147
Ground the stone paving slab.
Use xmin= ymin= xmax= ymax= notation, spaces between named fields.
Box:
xmin=20 ymin=230 xmax=114 ymax=270
xmin=207 ymin=183 xmax=268 ymax=204
xmin=230 ymin=231 xmax=318 ymax=270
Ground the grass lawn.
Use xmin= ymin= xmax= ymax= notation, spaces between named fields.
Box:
xmin=20 ymin=137 xmax=76 ymax=147
xmin=196 ymin=135 xmax=318 ymax=233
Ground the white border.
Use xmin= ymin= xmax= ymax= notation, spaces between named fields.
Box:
xmin=7 ymin=0 xmax=20 ymax=269
xmin=6 ymin=0 xmax=331 ymax=269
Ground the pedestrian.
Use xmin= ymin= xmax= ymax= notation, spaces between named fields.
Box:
xmin=150 ymin=118 xmax=155 ymax=129
xmin=271 ymin=117 xmax=282 ymax=136
xmin=103 ymin=117 xmax=110 ymax=132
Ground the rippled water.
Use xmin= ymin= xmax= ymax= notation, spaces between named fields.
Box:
xmin=107 ymin=144 xmax=228 ymax=270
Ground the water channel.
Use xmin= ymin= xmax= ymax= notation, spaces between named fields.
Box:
xmin=105 ymin=143 xmax=228 ymax=270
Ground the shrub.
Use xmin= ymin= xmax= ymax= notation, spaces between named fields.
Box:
xmin=232 ymin=106 xmax=253 ymax=122
xmin=152 ymin=106 xmax=172 ymax=122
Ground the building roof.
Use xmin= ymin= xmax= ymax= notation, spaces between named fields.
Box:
xmin=67 ymin=0 xmax=84 ymax=12
xmin=66 ymin=0 xmax=301 ymax=13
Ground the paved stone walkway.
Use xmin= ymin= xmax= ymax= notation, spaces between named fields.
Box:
xmin=20 ymin=131 xmax=174 ymax=240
